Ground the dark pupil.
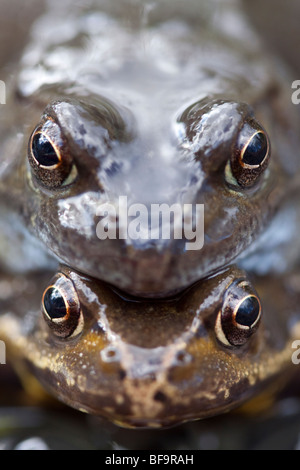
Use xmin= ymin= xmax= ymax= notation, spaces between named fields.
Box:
xmin=242 ymin=132 xmax=268 ymax=166
xmin=44 ymin=287 xmax=67 ymax=319
xmin=235 ymin=296 xmax=260 ymax=327
xmin=32 ymin=133 xmax=60 ymax=167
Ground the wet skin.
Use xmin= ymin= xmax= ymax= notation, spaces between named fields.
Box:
xmin=0 ymin=1 xmax=300 ymax=296
xmin=0 ymin=265 xmax=298 ymax=428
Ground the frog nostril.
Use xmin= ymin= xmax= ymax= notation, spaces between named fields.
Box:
xmin=175 ymin=350 xmax=192 ymax=365
xmin=100 ymin=345 xmax=120 ymax=363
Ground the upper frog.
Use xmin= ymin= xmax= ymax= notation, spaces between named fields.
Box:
xmin=1 ymin=0 xmax=299 ymax=296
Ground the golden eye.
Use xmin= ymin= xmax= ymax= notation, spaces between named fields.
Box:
xmin=28 ymin=118 xmax=77 ymax=189
xmin=215 ymin=280 xmax=262 ymax=347
xmin=226 ymin=119 xmax=270 ymax=188
xmin=42 ymin=273 xmax=83 ymax=339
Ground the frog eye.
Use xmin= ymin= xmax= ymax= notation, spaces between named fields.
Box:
xmin=42 ymin=273 xmax=83 ymax=339
xmin=28 ymin=118 xmax=77 ymax=189
xmin=215 ymin=280 xmax=262 ymax=347
xmin=226 ymin=120 xmax=270 ymax=187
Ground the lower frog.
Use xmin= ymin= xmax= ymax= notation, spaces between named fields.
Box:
xmin=1 ymin=0 xmax=300 ymax=296
xmin=0 ymin=264 xmax=298 ymax=428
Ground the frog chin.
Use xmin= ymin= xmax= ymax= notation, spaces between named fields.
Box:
xmin=20 ymin=324 xmax=284 ymax=429
xmin=27 ymin=348 xmax=265 ymax=429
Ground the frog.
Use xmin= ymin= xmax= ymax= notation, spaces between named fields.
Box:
xmin=0 ymin=264 xmax=298 ymax=428
xmin=1 ymin=0 xmax=300 ymax=297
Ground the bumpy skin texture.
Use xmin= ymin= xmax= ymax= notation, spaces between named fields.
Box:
xmin=0 ymin=265 xmax=298 ymax=428
xmin=0 ymin=0 xmax=300 ymax=296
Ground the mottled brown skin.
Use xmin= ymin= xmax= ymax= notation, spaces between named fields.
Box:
xmin=0 ymin=0 xmax=300 ymax=296
xmin=0 ymin=265 xmax=298 ymax=428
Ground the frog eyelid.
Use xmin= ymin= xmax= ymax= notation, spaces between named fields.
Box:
xmin=61 ymin=164 xmax=78 ymax=187
xmin=215 ymin=311 xmax=231 ymax=347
